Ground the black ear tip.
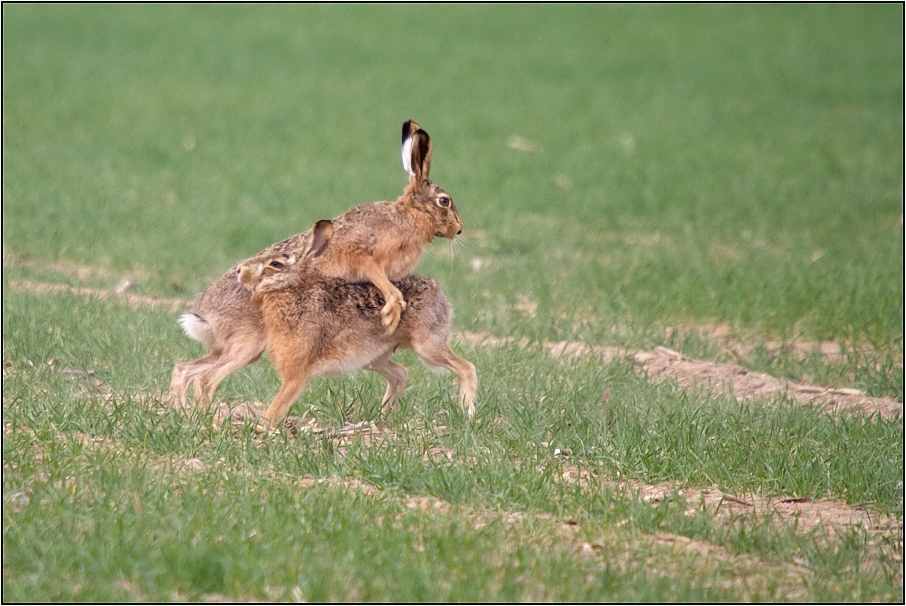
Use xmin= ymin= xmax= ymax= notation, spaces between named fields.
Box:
xmin=402 ymin=120 xmax=424 ymax=142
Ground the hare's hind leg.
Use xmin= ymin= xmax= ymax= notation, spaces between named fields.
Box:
xmin=170 ymin=352 xmax=223 ymax=408
xmin=170 ymin=360 xmax=194 ymax=407
xmin=365 ymin=353 xmax=409 ymax=414
xmin=413 ymin=341 xmax=478 ymax=418
xmin=194 ymin=337 xmax=266 ymax=406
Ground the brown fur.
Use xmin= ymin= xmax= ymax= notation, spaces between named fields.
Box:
xmin=170 ymin=121 xmax=463 ymax=407
xmin=238 ymin=221 xmax=478 ymax=425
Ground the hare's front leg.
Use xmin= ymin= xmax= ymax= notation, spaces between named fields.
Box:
xmin=257 ymin=370 xmax=311 ymax=430
xmin=359 ymin=262 xmax=407 ymax=333
xmin=380 ymin=286 xmax=406 ymax=333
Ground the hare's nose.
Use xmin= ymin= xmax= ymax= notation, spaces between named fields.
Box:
xmin=456 ymin=228 xmax=463 ymax=236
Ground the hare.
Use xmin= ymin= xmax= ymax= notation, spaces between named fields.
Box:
xmin=238 ymin=220 xmax=478 ymax=426
xmin=170 ymin=120 xmax=463 ymax=408
xmin=312 ymin=120 xmax=463 ymax=333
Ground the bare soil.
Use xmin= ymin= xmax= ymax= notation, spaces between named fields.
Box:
xmin=7 ymin=280 xmax=185 ymax=313
xmin=460 ymin=331 xmax=903 ymax=419
xmin=664 ymin=321 xmax=885 ymax=361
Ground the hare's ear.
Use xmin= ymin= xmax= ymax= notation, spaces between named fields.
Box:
xmin=402 ymin=120 xmax=431 ymax=182
xmin=305 ymin=220 xmax=333 ymax=259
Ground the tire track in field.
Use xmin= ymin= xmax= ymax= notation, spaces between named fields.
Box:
xmin=663 ymin=321 xmax=885 ymax=362
xmin=164 ymin=403 xmax=905 ymax=549
xmin=459 ymin=332 xmax=902 ymax=419
xmin=12 ymin=416 xmax=897 ymax=597
xmin=7 ymin=278 xmax=903 ymax=418
xmin=8 ymin=416 xmax=892 ymax=595
xmin=6 ymin=280 xmax=185 ymax=313
xmin=7 ymin=370 xmax=900 ymax=596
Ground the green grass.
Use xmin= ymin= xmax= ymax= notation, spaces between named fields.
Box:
xmin=3 ymin=4 xmax=903 ymax=602
xmin=4 ymin=4 xmax=902 ymax=348
xmin=3 ymin=288 xmax=903 ymax=601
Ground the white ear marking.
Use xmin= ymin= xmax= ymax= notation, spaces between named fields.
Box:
xmin=401 ymin=135 xmax=414 ymax=176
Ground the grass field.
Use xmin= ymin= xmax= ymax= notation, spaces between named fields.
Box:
xmin=3 ymin=4 xmax=903 ymax=602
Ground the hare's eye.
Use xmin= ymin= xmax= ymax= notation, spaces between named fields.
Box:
xmin=437 ymin=196 xmax=451 ymax=208
xmin=268 ymin=261 xmax=284 ymax=269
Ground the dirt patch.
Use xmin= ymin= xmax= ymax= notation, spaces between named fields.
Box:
xmin=4 ymin=254 xmax=150 ymax=284
xmin=599 ymin=344 xmax=898 ymax=419
xmin=406 ymin=495 xmax=453 ymax=514
xmin=459 ymin=331 xmax=901 ymax=419
xmin=664 ymin=322 xmax=885 ymax=362
xmin=214 ymin=402 xmax=460 ymax=463
xmin=298 ymin=475 xmax=383 ymax=497
xmin=554 ymin=464 xmax=900 ymax=543
xmin=630 ymin=480 xmax=897 ymax=540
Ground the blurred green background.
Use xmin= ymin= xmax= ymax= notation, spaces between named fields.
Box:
xmin=4 ymin=3 xmax=903 ymax=346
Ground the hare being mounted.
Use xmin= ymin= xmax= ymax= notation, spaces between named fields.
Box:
xmin=238 ymin=219 xmax=478 ymax=426
xmin=170 ymin=121 xmax=463 ymax=408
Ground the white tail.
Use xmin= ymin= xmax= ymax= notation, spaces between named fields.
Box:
xmin=178 ymin=313 xmax=211 ymax=345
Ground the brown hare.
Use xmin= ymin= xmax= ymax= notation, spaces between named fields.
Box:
xmin=238 ymin=220 xmax=478 ymax=426
xmin=170 ymin=121 xmax=463 ymax=408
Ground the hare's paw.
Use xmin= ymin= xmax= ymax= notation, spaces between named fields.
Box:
xmin=381 ymin=300 xmax=403 ymax=333
xmin=166 ymin=387 xmax=185 ymax=409
xmin=254 ymin=417 xmax=281 ymax=434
